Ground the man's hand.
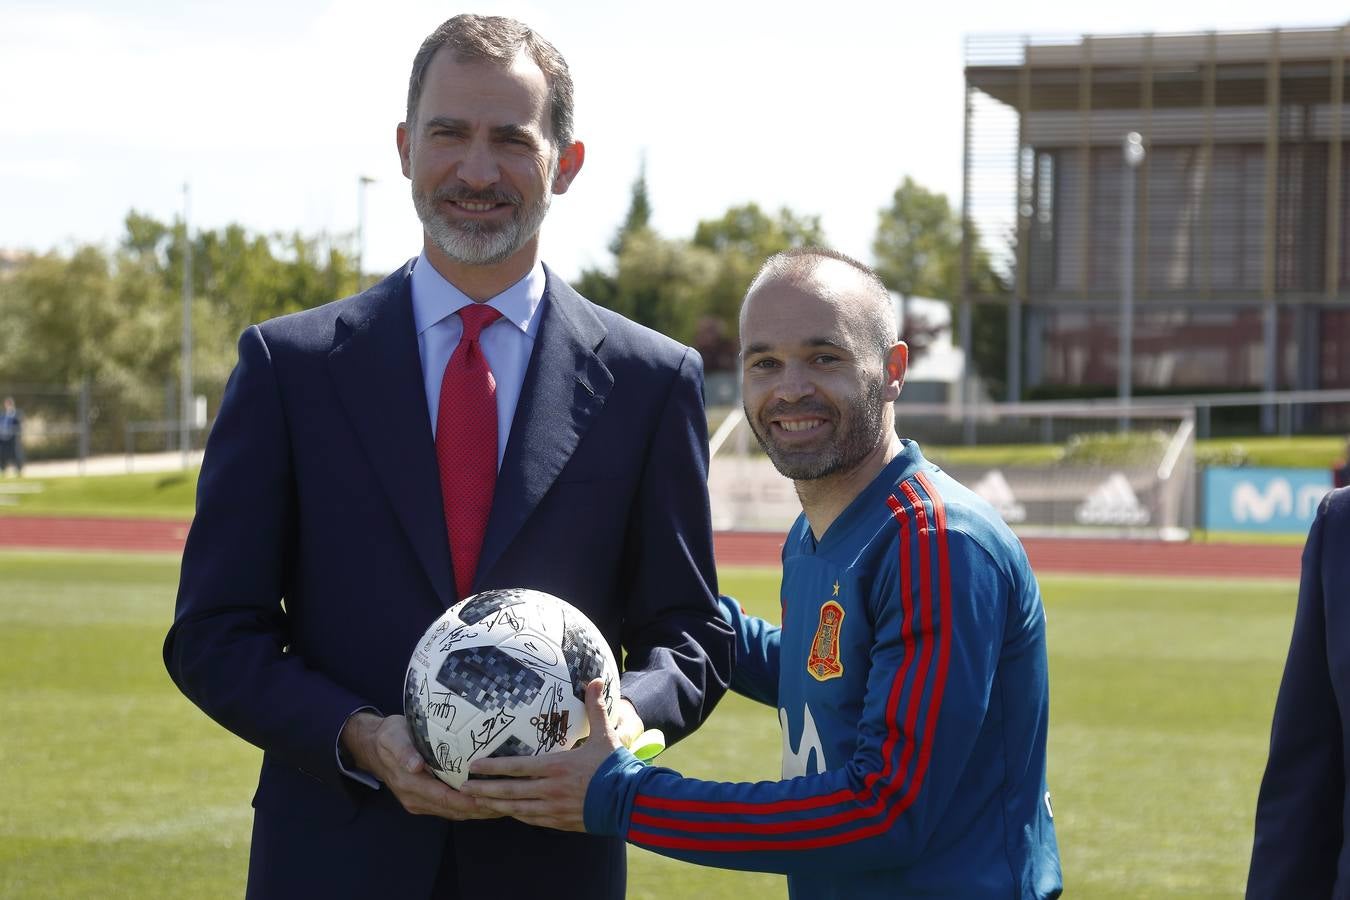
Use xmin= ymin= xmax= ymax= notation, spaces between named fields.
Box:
xmin=614 ymin=696 xmax=644 ymax=749
xmin=459 ymin=679 xmax=621 ymax=831
xmin=339 ymin=711 xmax=500 ymax=820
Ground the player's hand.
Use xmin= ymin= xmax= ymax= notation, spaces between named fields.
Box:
xmin=614 ymin=697 xmax=644 ymax=749
xmin=340 ymin=712 xmax=501 ymax=821
xmin=459 ymin=679 xmax=621 ymax=832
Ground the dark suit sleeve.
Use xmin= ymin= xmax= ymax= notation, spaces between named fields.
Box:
xmin=1247 ymin=489 xmax=1348 ymax=898
xmin=163 ymin=326 xmax=372 ymax=790
xmin=616 ymin=348 xmax=734 ymax=744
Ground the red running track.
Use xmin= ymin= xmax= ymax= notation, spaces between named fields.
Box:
xmin=0 ymin=515 xmax=191 ymax=554
xmin=0 ymin=516 xmax=1303 ymax=580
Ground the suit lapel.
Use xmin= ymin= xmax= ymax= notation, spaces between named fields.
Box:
xmin=477 ymin=268 xmax=612 ymax=583
xmin=327 ymin=264 xmax=454 ymax=609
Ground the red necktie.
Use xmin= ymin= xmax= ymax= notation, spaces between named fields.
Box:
xmin=436 ymin=303 xmax=503 ymax=600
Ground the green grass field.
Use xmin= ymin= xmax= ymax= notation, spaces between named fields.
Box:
xmin=0 ymin=471 xmax=198 ymax=519
xmin=0 ymin=552 xmax=1294 ymax=898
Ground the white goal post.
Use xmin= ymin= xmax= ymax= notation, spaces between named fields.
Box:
xmin=708 ymin=401 xmax=1197 ymax=540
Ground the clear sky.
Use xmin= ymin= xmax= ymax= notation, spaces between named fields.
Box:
xmin=1 ymin=0 xmax=1342 ymax=282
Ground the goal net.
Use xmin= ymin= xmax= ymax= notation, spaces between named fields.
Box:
xmin=708 ymin=401 xmax=1197 ymax=540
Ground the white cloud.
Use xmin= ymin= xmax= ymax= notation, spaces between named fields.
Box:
xmin=0 ymin=0 xmax=1343 ymax=278
xmin=0 ymin=158 xmax=84 ymax=179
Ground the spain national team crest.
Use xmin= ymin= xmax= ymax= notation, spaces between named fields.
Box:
xmin=807 ymin=598 xmax=845 ymax=682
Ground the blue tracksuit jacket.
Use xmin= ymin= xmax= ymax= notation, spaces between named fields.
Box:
xmin=585 ymin=442 xmax=1062 ymax=898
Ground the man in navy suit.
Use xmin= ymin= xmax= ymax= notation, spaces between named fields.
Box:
xmin=1247 ymin=486 xmax=1350 ymax=898
xmin=164 ymin=14 xmax=733 ymax=899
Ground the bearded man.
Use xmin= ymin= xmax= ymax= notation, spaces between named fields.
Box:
xmin=464 ymin=248 xmax=1063 ymax=900
xmin=164 ymin=14 xmax=732 ymax=899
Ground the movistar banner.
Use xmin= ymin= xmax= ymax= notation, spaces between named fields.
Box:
xmin=1203 ymin=467 xmax=1332 ymax=534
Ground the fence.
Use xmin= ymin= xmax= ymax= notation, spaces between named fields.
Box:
xmin=710 ymin=388 xmax=1350 ymax=538
xmin=0 ymin=382 xmax=213 ymax=470
xmin=900 ymin=388 xmax=1350 ymax=442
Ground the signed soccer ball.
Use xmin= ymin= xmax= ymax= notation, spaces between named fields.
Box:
xmin=403 ymin=588 xmax=621 ymax=789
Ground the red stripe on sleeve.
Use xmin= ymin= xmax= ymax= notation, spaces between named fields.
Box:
xmin=634 ymin=788 xmax=856 ymax=815
xmin=634 ymin=494 xmax=916 ymax=822
xmin=883 ymin=474 xmax=953 ymax=820
xmin=627 ymin=481 xmax=953 ymax=849
xmin=863 ymin=492 xmax=917 ymax=797
xmin=880 ymin=480 xmax=938 ymax=814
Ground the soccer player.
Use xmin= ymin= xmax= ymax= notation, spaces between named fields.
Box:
xmin=465 ymin=248 xmax=1063 ymax=898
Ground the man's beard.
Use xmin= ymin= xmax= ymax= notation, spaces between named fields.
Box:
xmin=413 ymin=182 xmax=552 ymax=266
xmin=747 ymin=374 xmax=887 ymax=481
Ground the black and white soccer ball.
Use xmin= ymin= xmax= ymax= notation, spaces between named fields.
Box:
xmin=403 ymin=588 xmax=620 ymax=788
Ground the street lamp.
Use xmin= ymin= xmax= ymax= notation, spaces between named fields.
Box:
xmin=357 ymin=175 xmax=376 ymax=291
xmin=180 ymin=182 xmax=193 ymax=466
xmin=1119 ymin=132 xmax=1145 ymax=430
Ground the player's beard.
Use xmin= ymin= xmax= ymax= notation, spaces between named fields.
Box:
xmin=748 ymin=373 xmax=888 ymax=482
xmin=414 ymin=176 xmax=553 ymax=267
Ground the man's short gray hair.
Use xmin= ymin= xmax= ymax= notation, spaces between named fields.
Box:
xmin=406 ymin=14 xmax=575 ymax=148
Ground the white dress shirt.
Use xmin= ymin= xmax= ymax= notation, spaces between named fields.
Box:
xmin=337 ymin=253 xmax=547 ymax=786
xmin=410 ymin=252 xmax=547 ymax=467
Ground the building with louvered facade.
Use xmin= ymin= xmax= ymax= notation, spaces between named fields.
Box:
xmin=961 ymin=26 xmax=1350 ymax=413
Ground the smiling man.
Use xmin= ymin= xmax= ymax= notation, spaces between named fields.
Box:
xmin=164 ymin=14 xmax=731 ymax=899
xmin=465 ymin=248 xmax=1063 ymax=899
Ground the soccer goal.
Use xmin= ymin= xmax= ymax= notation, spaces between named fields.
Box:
xmin=708 ymin=401 xmax=1197 ymax=540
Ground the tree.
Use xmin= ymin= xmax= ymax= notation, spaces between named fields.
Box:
xmin=872 ymin=177 xmax=961 ymax=308
xmin=0 ymin=212 xmax=361 ymax=452
xmin=579 ymin=161 xmax=653 ymax=325
xmin=1 ymin=247 xmax=120 ymax=388
xmin=577 ymin=177 xmax=829 ymax=369
xmin=691 ymin=203 xmax=826 ymax=356
xmin=603 ymin=231 xmax=720 ymax=347
xmin=692 ymin=203 xmax=824 ymax=258
xmin=872 ymin=177 xmax=1010 ymax=396
xmin=608 ymin=157 xmax=652 ymax=257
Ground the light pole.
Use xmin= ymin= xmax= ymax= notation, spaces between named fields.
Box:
xmin=357 ymin=175 xmax=375 ymax=290
xmin=180 ymin=183 xmax=193 ymax=466
xmin=1119 ymin=132 xmax=1145 ymax=430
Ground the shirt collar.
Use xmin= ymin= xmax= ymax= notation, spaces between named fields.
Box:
xmin=812 ymin=440 xmax=930 ymax=550
xmin=410 ymin=251 xmax=546 ymax=337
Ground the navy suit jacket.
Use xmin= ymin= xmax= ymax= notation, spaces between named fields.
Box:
xmin=1248 ymin=486 xmax=1350 ymax=898
xmin=164 ymin=263 xmax=733 ymax=899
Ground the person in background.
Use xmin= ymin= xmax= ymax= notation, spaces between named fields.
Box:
xmin=1332 ymin=436 xmax=1350 ymax=489
xmin=0 ymin=397 xmax=23 ymax=476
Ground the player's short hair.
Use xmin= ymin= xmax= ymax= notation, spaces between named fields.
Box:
xmin=406 ymin=14 xmax=575 ymax=148
xmin=748 ymin=247 xmax=898 ymax=362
